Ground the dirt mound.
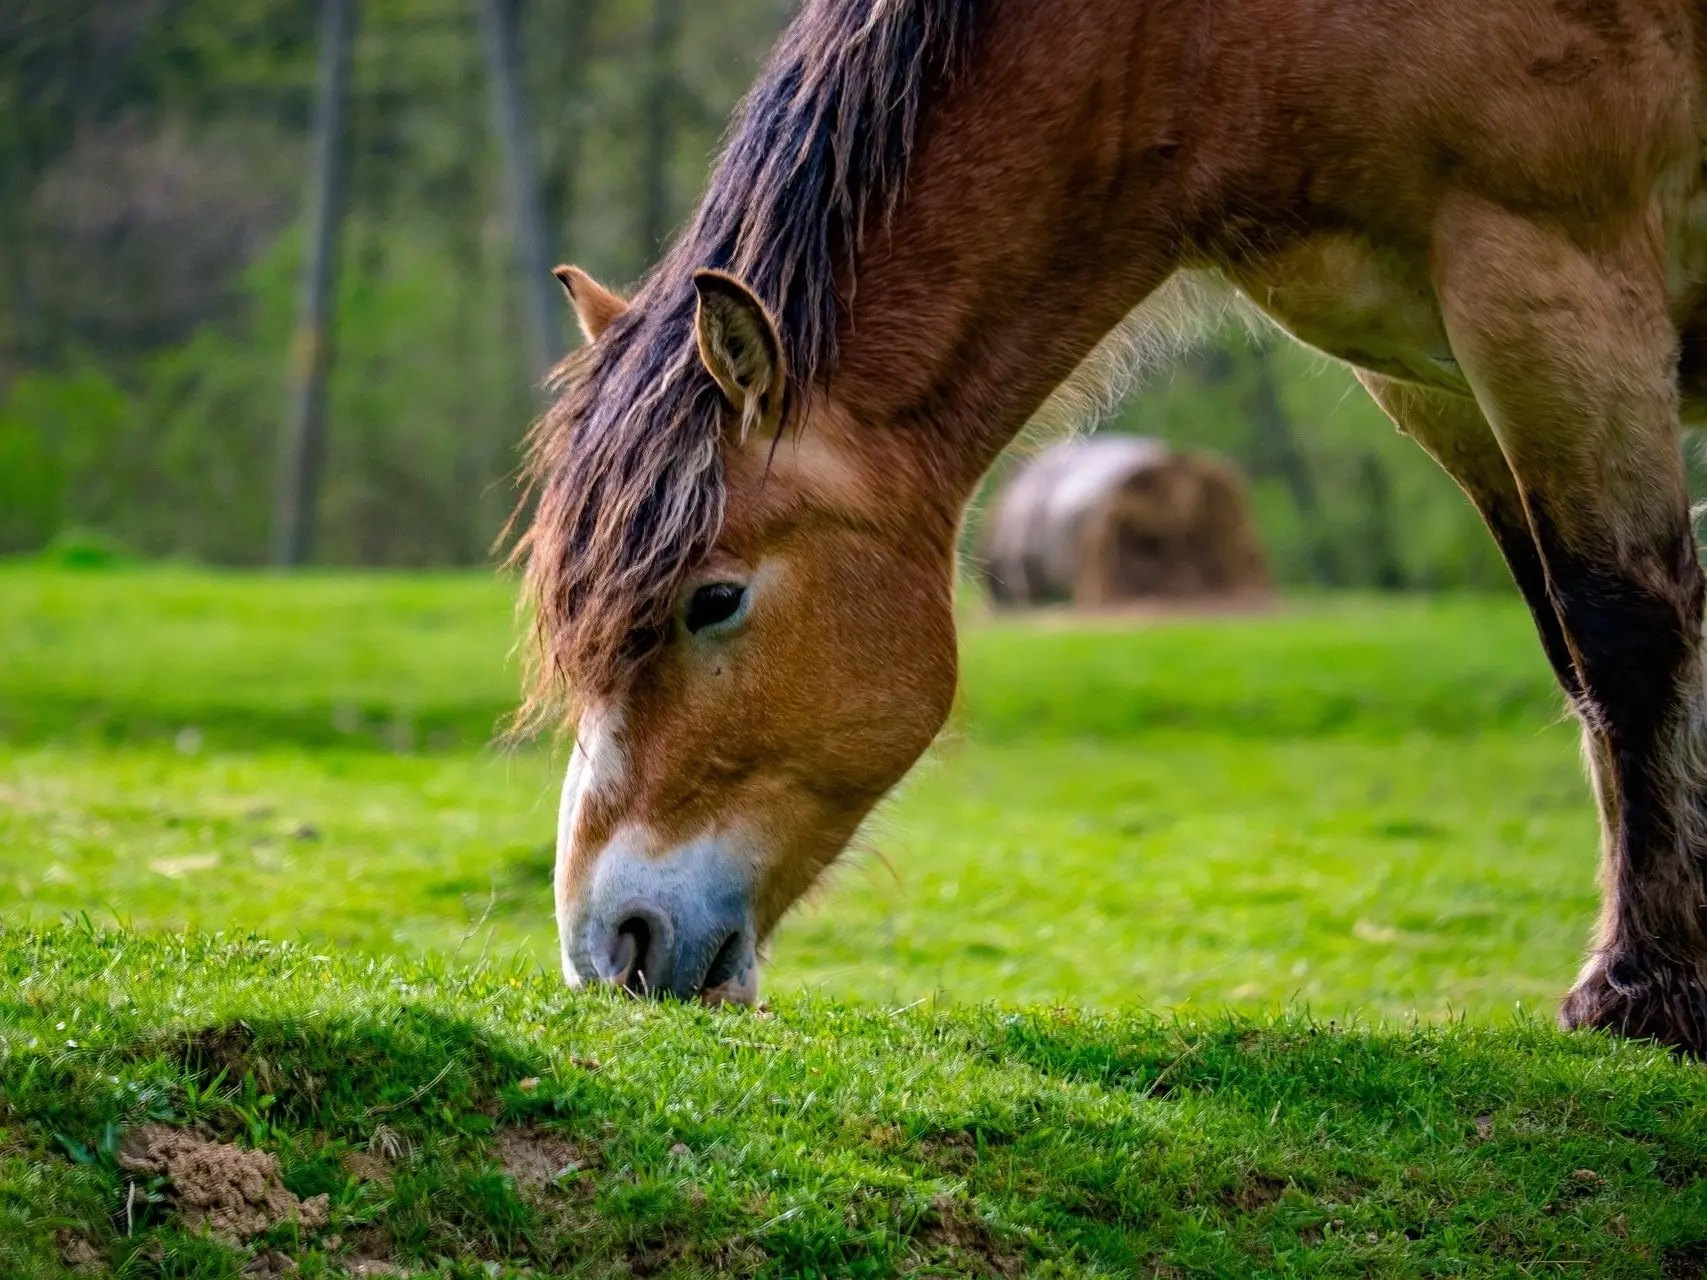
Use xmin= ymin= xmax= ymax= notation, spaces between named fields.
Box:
xmin=53 ymin=1229 xmax=102 ymax=1274
xmin=340 ymin=1148 xmax=393 ymax=1187
xmin=244 ymin=1249 xmax=299 ymax=1278
xmin=915 ymin=1194 xmax=1025 ymax=1278
xmin=119 ymin=1125 xmax=329 ymax=1241
xmin=490 ymin=1125 xmax=586 ymax=1190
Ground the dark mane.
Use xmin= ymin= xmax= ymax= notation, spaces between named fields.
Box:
xmin=514 ymin=0 xmax=976 ymax=720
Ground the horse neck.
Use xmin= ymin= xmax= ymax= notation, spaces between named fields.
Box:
xmin=831 ymin=0 xmax=1183 ymax=503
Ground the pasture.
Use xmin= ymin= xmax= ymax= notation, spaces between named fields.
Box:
xmin=6 ymin=567 xmax=1707 ymax=1276
xmin=4 ymin=567 xmax=1590 ymax=1016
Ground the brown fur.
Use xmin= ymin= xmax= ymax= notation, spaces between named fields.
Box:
xmin=523 ymin=0 xmax=1707 ymax=1048
xmin=511 ymin=0 xmax=974 ymax=728
xmin=553 ymin=265 xmax=627 ymax=345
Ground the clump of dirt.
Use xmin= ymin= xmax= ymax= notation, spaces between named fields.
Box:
xmin=489 ymin=1125 xmax=587 ymax=1191
xmin=339 ymin=1149 xmax=393 ymax=1187
xmin=913 ymin=1194 xmax=1025 ymax=1278
xmin=628 ymin=1238 xmax=686 ymax=1276
xmin=336 ymin=1225 xmax=406 ymax=1277
xmin=1227 ymin=1173 xmax=1288 ymax=1212
xmin=177 ymin=1021 xmax=275 ymax=1094
xmin=54 ymin=1228 xmax=103 ymax=1274
xmin=917 ymin=1126 xmax=1013 ymax=1173
xmin=118 ymin=1125 xmax=329 ymax=1241
xmin=243 ymin=1249 xmax=298 ymax=1277
xmin=919 ymin=1129 xmax=979 ymax=1172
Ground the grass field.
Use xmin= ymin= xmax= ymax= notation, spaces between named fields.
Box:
xmin=6 ymin=926 xmax=1707 ymax=1278
xmin=1 ymin=567 xmax=1593 ymax=1019
xmin=11 ymin=566 xmax=1707 ymax=1277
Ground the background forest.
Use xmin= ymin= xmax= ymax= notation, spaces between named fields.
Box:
xmin=0 ymin=0 xmax=1651 ymax=587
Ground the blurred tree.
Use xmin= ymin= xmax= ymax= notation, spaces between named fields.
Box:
xmin=529 ymin=0 xmax=600 ymax=277
xmin=639 ymin=0 xmax=681 ymax=259
xmin=273 ymin=0 xmax=356 ymax=566
xmin=479 ymin=0 xmax=561 ymax=391
xmin=0 ymin=0 xmax=1524 ymax=588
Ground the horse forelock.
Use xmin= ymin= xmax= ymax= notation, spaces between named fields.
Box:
xmin=514 ymin=0 xmax=977 ymax=728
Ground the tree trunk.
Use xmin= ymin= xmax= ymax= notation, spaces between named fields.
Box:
xmin=536 ymin=0 xmax=601 ymax=271
xmin=1358 ymin=452 xmax=1405 ymax=590
xmin=639 ymin=0 xmax=682 ymax=264
xmin=479 ymin=0 xmax=561 ymax=393
xmin=272 ymin=0 xmax=356 ymax=567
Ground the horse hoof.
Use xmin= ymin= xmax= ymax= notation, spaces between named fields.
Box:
xmin=1560 ymin=958 xmax=1707 ymax=1058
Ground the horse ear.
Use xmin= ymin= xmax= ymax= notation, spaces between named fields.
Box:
xmin=553 ymin=265 xmax=628 ymax=343
xmin=692 ymin=269 xmax=785 ymax=438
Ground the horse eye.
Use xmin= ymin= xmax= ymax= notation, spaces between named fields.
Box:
xmin=685 ymin=583 xmax=746 ymax=634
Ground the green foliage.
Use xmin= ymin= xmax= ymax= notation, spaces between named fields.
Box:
xmin=0 ymin=364 xmax=128 ymax=553
xmin=38 ymin=529 xmax=139 ymax=569
xmin=0 ymin=216 xmax=540 ymax=563
xmin=0 ymin=0 xmax=787 ymax=567
xmin=0 ymin=0 xmax=1548 ymax=587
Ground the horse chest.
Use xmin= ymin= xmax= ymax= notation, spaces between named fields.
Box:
xmin=1227 ymin=234 xmax=1468 ymax=395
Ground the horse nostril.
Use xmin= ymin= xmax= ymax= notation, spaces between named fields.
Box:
xmin=611 ymin=916 xmax=654 ymax=995
xmin=701 ymin=931 xmax=745 ymax=991
xmin=584 ymin=893 xmax=741 ymax=1000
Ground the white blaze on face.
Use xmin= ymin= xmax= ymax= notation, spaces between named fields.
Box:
xmin=555 ymin=704 xmax=627 ymax=986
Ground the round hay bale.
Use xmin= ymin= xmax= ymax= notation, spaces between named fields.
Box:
xmin=980 ymin=436 xmax=1270 ymax=609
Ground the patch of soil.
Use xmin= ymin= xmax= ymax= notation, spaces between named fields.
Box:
xmin=1568 ymin=1168 xmax=1603 ymax=1195
xmin=243 ymin=1249 xmax=298 ymax=1277
xmin=919 ymin=1129 xmax=979 ymax=1172
xmin=1226 ymin=1174 xmax=1288 ymax=1212
xmin=865 ymin=1123 xmax=903 ymax=1152
xmin=917 ymin=1126 xmax=1012 ymax=1173
xmin=179 ymin=1022 xmax=274 ymax=1093
xmin=628 ymin=1237 xmax=686 ymax=1276
xmin=335 ymin=1225 xmax=405 ymax=1277
xmin=1666 ymin=1248 xmax=1707 ymax=1280
xmin=340 ymin=1149 xmax=393 ymax=1187
xmin=489 ymin=1125 xmax=587 ymax=1191
xmin=54 ymin=1228 xmax=103 ymax=1274
xmin=626 ymin=1227 xmax=766 ymax=1277
xmin=118 ymin=1125 xmax=329 ymax=1242
xmin=913 ymin=1194 xmax=1025 ymax=1278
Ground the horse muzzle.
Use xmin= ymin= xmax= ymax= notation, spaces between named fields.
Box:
xmin=562 ymin=833 xmax=760 ymax=1004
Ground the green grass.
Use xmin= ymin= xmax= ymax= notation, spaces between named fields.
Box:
xmin=9 ymin=566 xmax=1701 ymax=1276
xmin=5 ymin=925 xmax=1707 ymax=1278
xmin=0 ymin=567 xmax=1590 ymax=1017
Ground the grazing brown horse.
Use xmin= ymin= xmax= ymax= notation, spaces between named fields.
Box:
xmin=517 ymin=0 xmax=1707 ymax=1049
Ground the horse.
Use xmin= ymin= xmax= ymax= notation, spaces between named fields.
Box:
xmin=516 ymin=0 xmax=1707 ymax=1051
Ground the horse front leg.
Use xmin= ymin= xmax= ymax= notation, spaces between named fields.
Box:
xmin=1433 ymin=194 xmax=1707 ymax=1054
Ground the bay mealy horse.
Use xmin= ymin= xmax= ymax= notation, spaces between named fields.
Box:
xmin=517 ymin=0 xmax=1707 ymax=1051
